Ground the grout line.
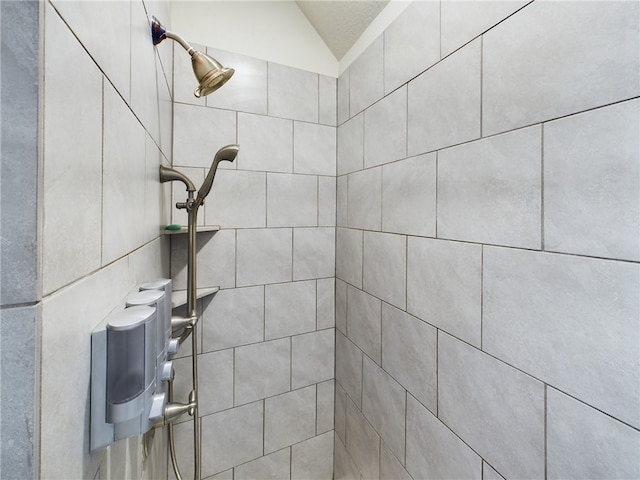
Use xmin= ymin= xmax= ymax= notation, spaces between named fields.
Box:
xmin=405 ymin=84 xmax=409 ymax=157
xmin=439 ymin=0 xmax=443 ymax=61
xmin=315 ymin=384 xmax=319 ymax=436
xmin=291 ymin=228 xmax=294 ymax=282
xmin=405 ymin=235 xmax=409 ymax=313
xmin=541 ymin=124 xmax=545 ymax=251
xmin=435 ymin=151 xmax=439 ymax=238
xmin=360 ymin=230 xmax=365 ymax=290
xmin=380 ymin=166 xmax=384 ymax=231
xmin=232 ymin=347 xmax=236 ymax=407
xmin=234 ymin=228 xmax=238 ymax=288
xmin=480 ymin=35 xmax=484 ymax=138
xmin=360 ymin=348 xmax=365 ymax=408
xmin=403 ymin=390 xmax=408 ymax=466
xmin=266 ymin=62 xmax=270 ymax=117
xmin=379 ymin=301 xmax=383 ymax=367
xmin=262 ymin=285 xmax=266 ymax=342
xmin=544 ymin=384 xmax=548 ymax=480
xmin=435 ymin=329 xmax=439 ymax=418
xmin=317 ymin=73 xmax=320 ymax=124
xmin=317 ymin=176 xmax=320 ymax=227
xmin=262 ymin=399 xmax=266 ymax=457
xmin=480 ymin=245 xmax=484 ymax=351
xmin=100 ymin=77 xmax=105 ymax=267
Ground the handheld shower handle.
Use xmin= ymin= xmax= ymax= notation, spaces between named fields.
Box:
xmin=195 ymin=144 xmax=239 ymax=206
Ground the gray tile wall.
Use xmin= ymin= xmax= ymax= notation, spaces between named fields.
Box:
xmin=36 ymin=0 xmax=174 ymax=478
xmin=335 ymin=1 xmax=640 ymax=478
xmin=1 ymin=2 xmax=39 ymax=478
xmin=170 ymin=46 xmax=336 ymax=478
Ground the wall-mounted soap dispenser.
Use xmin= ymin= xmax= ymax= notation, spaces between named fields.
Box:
xmin=90 ymin=279 xmax=179 ymax=452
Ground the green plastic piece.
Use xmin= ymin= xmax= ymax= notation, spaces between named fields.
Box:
xmin=165 ymin=224 xmax=182 ymax=231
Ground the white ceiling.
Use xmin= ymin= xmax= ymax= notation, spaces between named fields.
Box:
xmin=295 ymin=1 xmax=390 ymax=60
xmin=170 ymin=0 xmax=408 ymax=76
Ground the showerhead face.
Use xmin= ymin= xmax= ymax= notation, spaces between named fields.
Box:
xmin=191 ymin=51 xmax=235 ymax=98
xmin=213 ymin=144 xmax=240 ymax=164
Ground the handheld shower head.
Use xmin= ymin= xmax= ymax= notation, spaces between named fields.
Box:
xmin=151 ymin=16 xmax=234 ymax=97
xmin=195 ymin=144 xmax=239 ymax=207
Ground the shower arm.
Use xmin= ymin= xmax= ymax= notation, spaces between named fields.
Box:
xmin=164 ymin=30 xmax=196 ymax=56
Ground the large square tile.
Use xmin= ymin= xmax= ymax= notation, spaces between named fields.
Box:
xmin=350 ymin=35 xmax=384 ymax=115
xmin=171 ymin=229 xmax=236 ymax=290
xmin=0 ymin=306 xmax=36 ymax=480
xmin=236 ymin=228 xmax=292 ymax=286
xmin=483 ymin=247 xmax=640 ymax=428
xmin=291 ymin=328 xmax=335 ymax=388
xmin=173 ymin=104 xmax=236 ymax=169
xmin=440 ymin=0 xmax=528 ymax=57
xmin=337 ymin=70 xmax=350 ymax=125
xmin=102 ymin=83 xmax=146 ymax=265
xmin=203 ymin=169 xmax=266 ymax=228
xmin=316 ymin=380 xmax=335 ymax=434
xmin=293 ymin=227 xmax=336 ymax=281
xmin=42 ymin=4 xmax=102 ymax=294
xmin=384 ymin=1 xmax=440 ymax=94
xmin=206 ymin=48 xmax=268 ymax=115
xmin=336 ymin=228 xmax=363 ymax=288
xmin=363 ymin=232 xmax=406 ymax=309
xmin=52 ymin=0 xmax=130 ymax=101
xmin=238 ymin=113 xmax=293 ymax=172
xmin=362 ymin=357 xmax=406 ymax=462
xmin=407 ymin=237 xmax=482 ymax=347
xmin=483 ymin=1 xmax=640 ymax=135
xmin=347 ymin=168 xmax=382 ymax=231
xmin=547 ymin=388 xmax=640 ymax=480
xmin=234 ymin=449 xmax=290 ymax=480
xmin=408 ymin=38 xmax=481 ymax=155
xmin=381 ymin=304 xmax=437 ymax=412
xmin=316 ymin=278 xmax=336 ymax=329
xmin=364 ymin=86 xmax=407 ymax=168
xmin=437 ymin=126 xmax=542 ymax=249
xmin=319 ymin=75 xmax=337 ymax=126
xmin=335 ymin=331 xmax=363 ymax=408
xmin=382 ymin=153 xmax=436 ymax=236
xmin=406 ymin=394 xmax=481 ymax=480
xmin=345 ymin=397 xmax=380 ymax=479
xmin=318 ymin=176 xmax=336 ymax=227
xmin=267 ymin=173 xmax=317 ymax=227
xmin=201 ymin=402 xmax=264 ymax=476
xmin=234 ymin=338 xmax=290 ymax=405
xmin=293 ymin=122 xmax=336 ymax=176
xmin=337 ymin=113 xmax=364 ymax=175
xmin=265 ymin=280 xmax=316 ymax=340
xmin=346 ymin=285 xmax=381 ymax=365
xmin=438 ymin=332 xmax=545 ymax=479
xmin=268 ymin=63 xmax=318 ymax=122
xmin=544 ymin=99 xmax=640 ymax=261
xmin=1 ymin=0 xmax=39 ymax=305
xmin=291 ymin=432 xmax=334 ymax=480
xmin=201 ymin=286 xmax=264 ymax=352
xmin=264 ymin=386 xmax=316 ymax=453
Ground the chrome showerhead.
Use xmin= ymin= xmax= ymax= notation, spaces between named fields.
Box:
xmin=195 ymin=144 xmax=239 ymax=208
xmin=151 ymin=16 xmax=234 ymax=98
